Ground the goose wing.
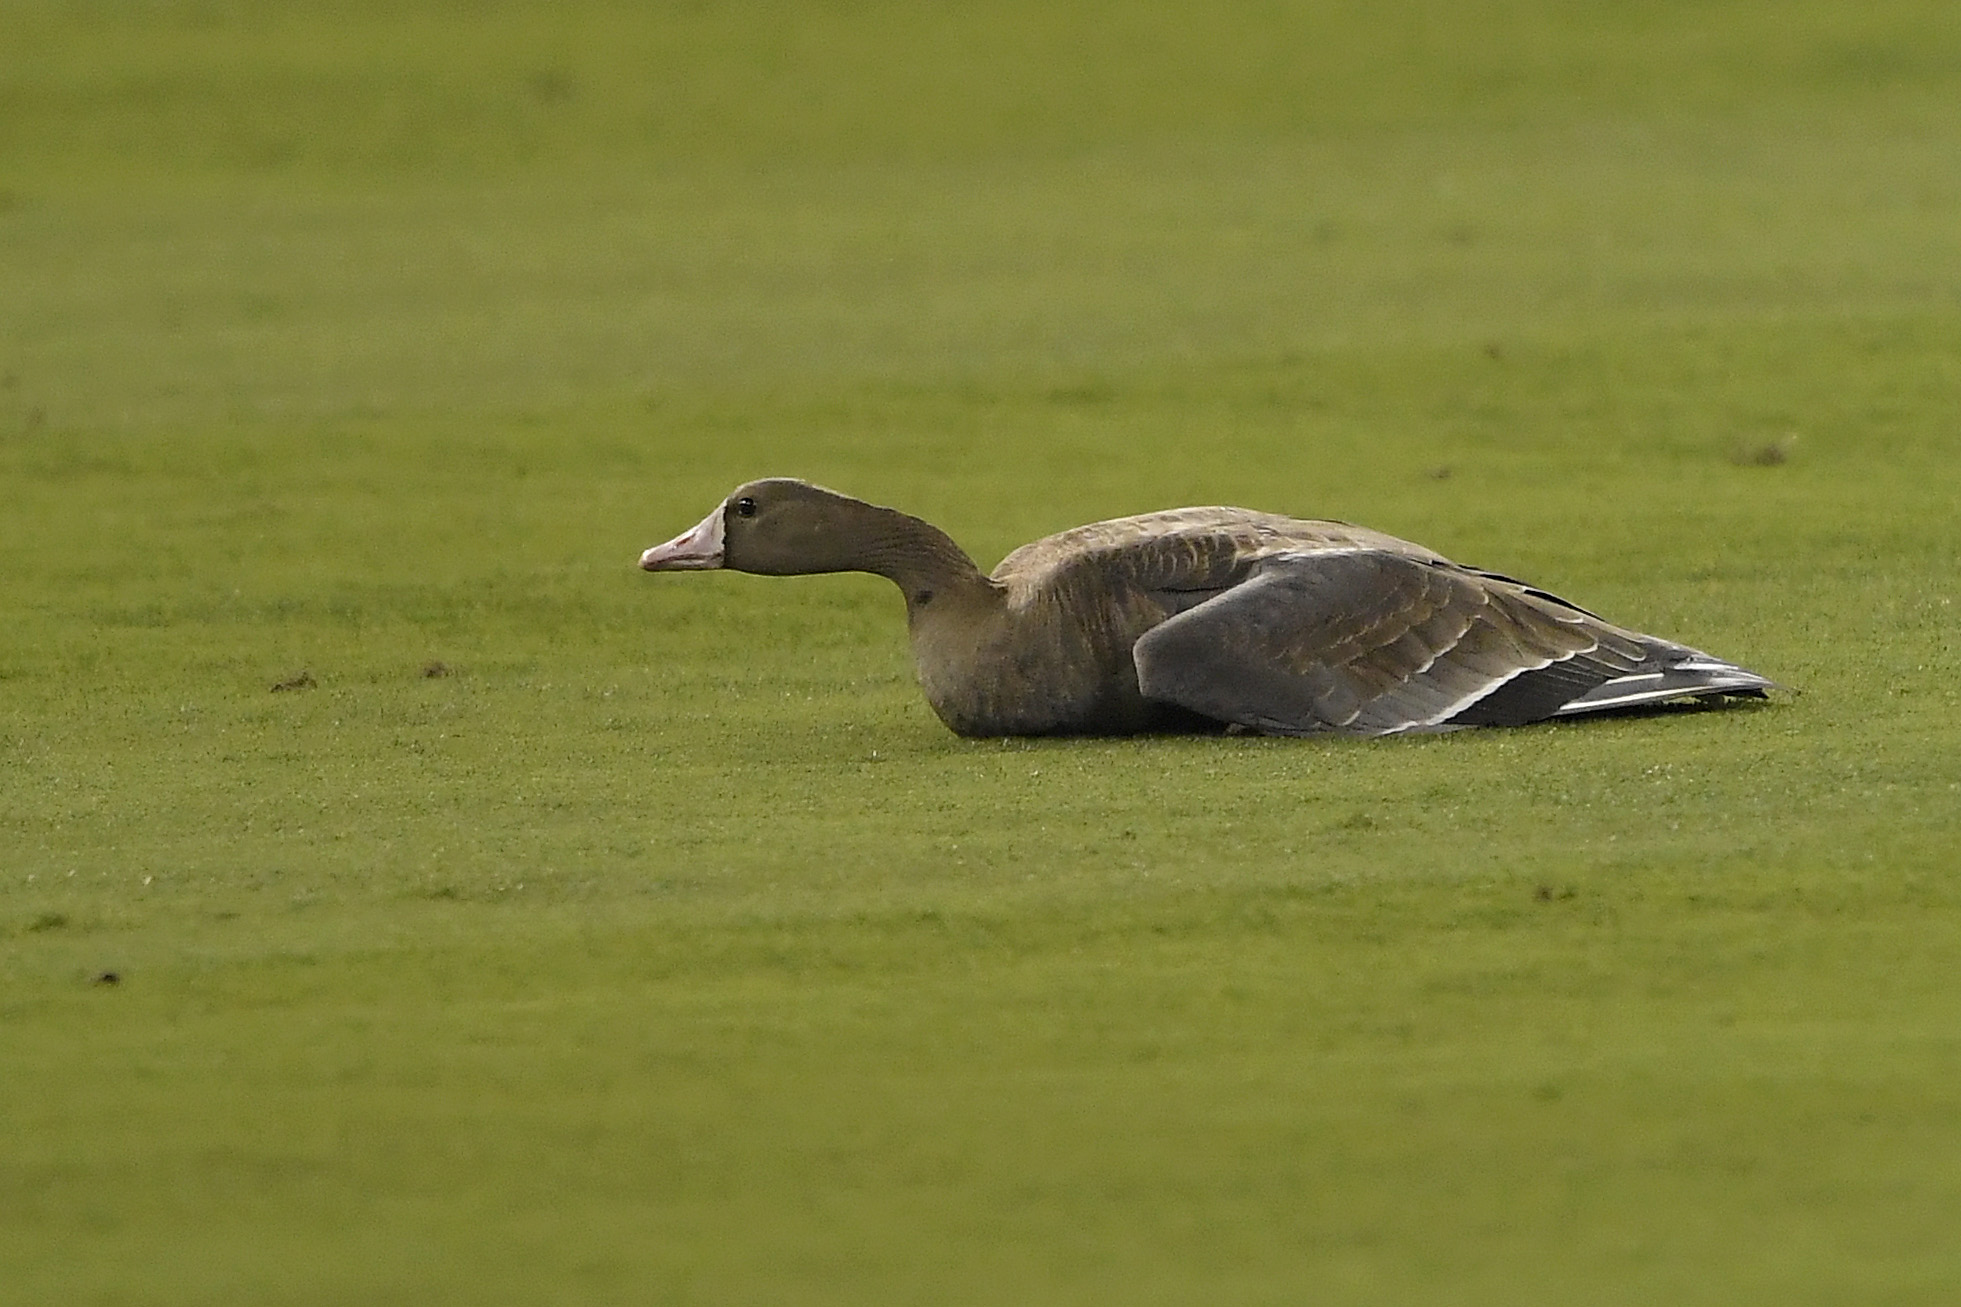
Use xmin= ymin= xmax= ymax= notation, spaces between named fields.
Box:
xmin=1131 ymin=548 xmax=1768 ymax=736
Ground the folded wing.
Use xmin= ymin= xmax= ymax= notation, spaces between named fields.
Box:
xmin=1131 ymin=549 xmax=1771 ymax=736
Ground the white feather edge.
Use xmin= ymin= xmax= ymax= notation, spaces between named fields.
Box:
xmin=1379 ymin=653 xmax=1767 ymax=735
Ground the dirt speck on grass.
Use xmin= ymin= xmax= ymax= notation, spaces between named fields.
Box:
xmin=421 ymin=660 xmax=455 ymax=678
xmin=1732 ymin=435 xmax=1797 ymax=466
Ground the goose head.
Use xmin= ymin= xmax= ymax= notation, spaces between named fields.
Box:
xmin=640 ymin=478 xmax=890 ymax=576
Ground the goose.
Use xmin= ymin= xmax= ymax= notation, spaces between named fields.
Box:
xmin=639 ymin=478 xmax=1774 ymax=738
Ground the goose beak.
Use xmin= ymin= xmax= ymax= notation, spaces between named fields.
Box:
xmin=639 ymin=504 xmax=726 ymax=571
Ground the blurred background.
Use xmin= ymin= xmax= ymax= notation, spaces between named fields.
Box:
xmin=7 ymin=0 xmax=1957 ymax=433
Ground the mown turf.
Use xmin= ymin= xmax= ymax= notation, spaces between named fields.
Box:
xmin=4 ymin=3 xmax=1960 ymax=1303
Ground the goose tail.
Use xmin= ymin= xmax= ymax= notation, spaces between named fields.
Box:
xmin=1551 ymin=651 xmax=1776 ymax=717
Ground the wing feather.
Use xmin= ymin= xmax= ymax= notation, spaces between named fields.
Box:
xmin=1131 ymin=549 xmax=1762 ymax=736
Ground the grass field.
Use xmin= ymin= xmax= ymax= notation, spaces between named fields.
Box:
xmin=5 ymin=2 xmax=1961 ymax=1302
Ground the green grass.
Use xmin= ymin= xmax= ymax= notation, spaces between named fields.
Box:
xmin=5 ymin=2 xmax=1961 ymax=1302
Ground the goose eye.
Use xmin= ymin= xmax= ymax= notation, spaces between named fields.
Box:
xmin=734 ymin=497 xmax=757 ymax=518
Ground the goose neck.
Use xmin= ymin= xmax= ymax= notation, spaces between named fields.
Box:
xmin=850 ymin=507 xmax=999 ymax=616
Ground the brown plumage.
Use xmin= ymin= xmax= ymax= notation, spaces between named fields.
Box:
xmin=639 ymin=478 xmax=1775 ymax=738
